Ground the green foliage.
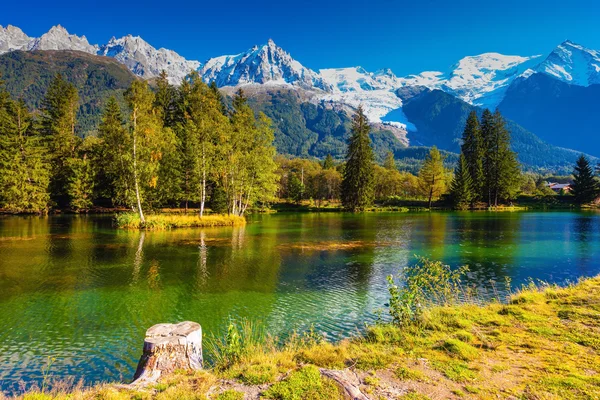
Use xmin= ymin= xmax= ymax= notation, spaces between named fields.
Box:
xmin=481 ymin=110 xmax=521 ymax=206
xmin=206 ymin=318 xmax=268 ymax=370
xmin=97 ymin=97 xmax=133 ymax=207
xmin=322 ymin=154 xmax=335 ymax=170
xmin=261 ymin=366 xmax=341 ymax=400
xmin=418 ymin=146 xmax=450 ymax=208
xmin=41 ymin=74 xmax=80 ymax=207
xmin=460 ymin=111 xmax=484 ymax=201
xmin=225 ymin=90 xmax=279 ymax=216
xmin=387 ymin=257 xmax=469 ymax=326
xmin=124 ymin=80 xmax=173 ymax=221
xmin=66 ymin=151 xmax=95 ymax=211
xmin=383 ymin=150 xmax=396 ymax=170
xmin=571 ymin=155 xmax=600 ymax=204
xmin=449 ymin=154 xmax=474 ymax=210
xmin=215 ymin=390 xmax=244 ymax=400
xmin=341 ymin=106 xmax=375 ymax=211
xmin=0 ymin=92 xmax=50 ymax=213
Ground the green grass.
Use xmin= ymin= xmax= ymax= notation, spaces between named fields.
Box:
xmin=261 ymin=366 xmax=342 ymax=400
xmin=114 ymin=212 xmax=246 ymax=230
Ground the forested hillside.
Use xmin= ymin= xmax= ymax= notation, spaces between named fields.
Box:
xmin=0 ymin=50 xmax=136 ymax=136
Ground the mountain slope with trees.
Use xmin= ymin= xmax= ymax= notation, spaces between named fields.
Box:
xmin=401 ymin=89 xmax=589 ymax=173
xmin=0 ymin=50 xmax=137 ymax=136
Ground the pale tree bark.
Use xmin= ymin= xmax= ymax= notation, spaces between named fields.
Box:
xmin=132 ymin=321 xmax=203 ymax=386
xmin=131 ymin=106 xmax=145 ymax=224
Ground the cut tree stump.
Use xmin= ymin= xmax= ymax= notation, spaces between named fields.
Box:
xmin=131 ymin=321 xmax=203 ymax=385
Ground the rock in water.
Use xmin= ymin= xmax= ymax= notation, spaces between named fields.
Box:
xmin=132 ymin=321 xmax=203 ymax=384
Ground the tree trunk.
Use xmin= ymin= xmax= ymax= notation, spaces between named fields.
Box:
xmin=132 ymin=107 xmax=145 ymax=224
xmin=319 ymin=369 xmax=369 ymax=400
xmin=200 ymin=147 xmax=206 ymax=218
xmin=132 ymin=321 xmax=203 ymax=385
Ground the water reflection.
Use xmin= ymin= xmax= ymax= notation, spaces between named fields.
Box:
xmin=573 ymin=214 xmax=595 ymax=275
xmin=1 ymin=212 xmax=600 ymax=395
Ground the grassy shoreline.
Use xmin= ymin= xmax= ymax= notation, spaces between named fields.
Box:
xmin=9 ymin=273 xmax=600 ymax=399
xmin=114 ymin=212 xmax=246 ymax=230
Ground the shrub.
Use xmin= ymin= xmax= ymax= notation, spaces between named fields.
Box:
xmin=387 ymin=257 xmax=469 ymax=325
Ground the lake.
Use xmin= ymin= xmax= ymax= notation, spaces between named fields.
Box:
xmin=1 ymin=211 xmax=599 ymax=394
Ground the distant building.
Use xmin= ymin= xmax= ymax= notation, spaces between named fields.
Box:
xmin=546 ymin=182 xmax=572 ymax=193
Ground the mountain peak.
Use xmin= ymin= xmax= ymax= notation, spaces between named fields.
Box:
xmin=47 ymin=24 xmax=68 ymax=34
xmin=28 ymin=24 xmax=97 ymax=55
xmin=99 ymin=34 xmax=200 ymax=84
xmin=535 ymin=40 xmax=600 ymax=86
xmin=200 ymin=40 xmax=330 ymax=91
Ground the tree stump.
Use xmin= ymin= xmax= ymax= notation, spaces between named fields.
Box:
xmin=131 ymin=321 xmax=203 ymax=385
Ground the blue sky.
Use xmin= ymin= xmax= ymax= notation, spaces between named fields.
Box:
xmin=2 ymin=0 xmax=599 ymax=76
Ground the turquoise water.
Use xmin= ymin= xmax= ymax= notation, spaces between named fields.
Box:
xmin=0 ymin=211 xmax=599 ymax=394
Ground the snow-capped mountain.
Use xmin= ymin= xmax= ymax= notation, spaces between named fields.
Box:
xmin=0 ymin=25 xmax=31 ymax=53
xmin=532 ymin=40 xmax=600 ymax=86
xmin=440 ymin=53 xmax=542 ymax=108
xmin=319 ymin=66 xmax=411 ymax=130
xmin=199 ymin=39 xmax=330 ymax=91
xmin=98 ymin=35 xmax=200 ymax=84
xmin=2 ymin=23 xmax=600 ymax=152
xmin=28 ymin=25 xmax=98 ymax=54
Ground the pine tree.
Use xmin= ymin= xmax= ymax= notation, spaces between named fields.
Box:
xmin=209 ymin=81 xmax=227 ymax=115
xmin=0 ymin=94 xmax=50 ymax=213
xmin=97 ymin=97 xmax=133 ymax=207
xmin=41 ymin=74 xmax=80 ymax=207
xmin=67 ymin=143 xmax=95 ymax=212
xmin=460 ymin=111 xmax=484 ymax=201
xmin=418 ymin=146 xmax=449 ymax=209
xmin=481 ymin=109 xmax=520 ymax=206
xmin=323 ymin=154 xmax=335 ymax=170
xmin=572 ymin=155 xmax=600 ymax=204
xmin=154 ymin=70 xmax=177 ymax=128
xmin=341 ymin=106 xmax=375 ymax=211
xmin=383 ymin=150 xmax=396 ymax=171
xmin=449 ymin=154 xmax=474 ymax=210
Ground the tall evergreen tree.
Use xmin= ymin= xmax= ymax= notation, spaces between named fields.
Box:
xmin=209 ymin=81 xmax=227 ymax=116
xmin=572 ymin=155 xmax=600 ymax=204
xmin=341 ymin=106 xmax=375 ymax=211
xmin=0 ymin=91 xmax=50 ymax=213
xmin=449 ymin=154 xmax=474 ymax=210
xmin=481 ymin=109 xmax=520 ymax=206
xmin=66 ymin=138 xmax=95 ymax=212
xmin=154 ymin=70 xmax=177 ymax=128
xmin=418 ymin=146 xmax=449 ymax=209
xmin=460 ymin=111 xmax=484 ymax=201
xmin=41 ymin=74 xmax=79 ymax=207
xmin=383 ymin=150 xmax=396 ymax=171
xmin=97 ymin=97 xmax=133 ymax=207
xmin=323 ymin=154 xmax=335 ymax=170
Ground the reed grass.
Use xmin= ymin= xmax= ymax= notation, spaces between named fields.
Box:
xmin=114 ymin=212 xmax=246 ymax=230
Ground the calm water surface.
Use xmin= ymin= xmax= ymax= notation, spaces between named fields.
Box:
xmin=1 ymin=211 xmax=599 ymax=393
